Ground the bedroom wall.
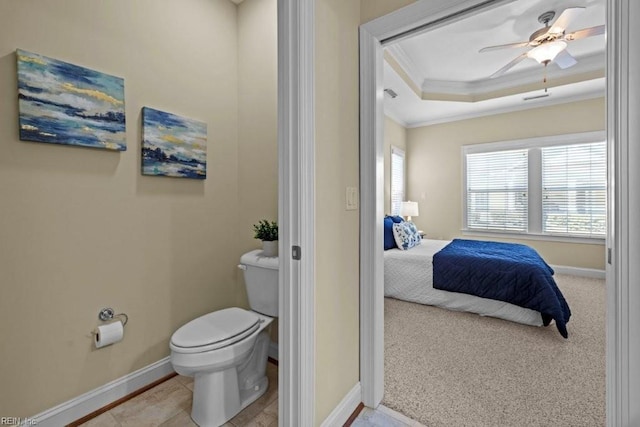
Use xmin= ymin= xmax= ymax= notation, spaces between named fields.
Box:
xmin=384 ymin=115 xmax=407 ymax=214
xmin=406 ymin=97 xmax=606 ymax=270
xmin=0 ymin=0 xmax=240 ymax=416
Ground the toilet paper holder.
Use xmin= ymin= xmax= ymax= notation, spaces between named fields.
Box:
xmin=98 ymin=307 xmax=128 ymax=326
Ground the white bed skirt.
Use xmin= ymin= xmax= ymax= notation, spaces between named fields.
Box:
xmin=384 ymin=239 xmax=543 ymax=327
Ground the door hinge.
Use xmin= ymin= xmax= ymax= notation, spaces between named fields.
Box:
xmin=292 ymin=245 xmax=301 ymax=260
xmin=607 ymin=248 xmax=612 ymax=264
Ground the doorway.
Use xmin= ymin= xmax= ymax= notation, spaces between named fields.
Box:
xmin=359 ymin=0 xmax=635 ymax=424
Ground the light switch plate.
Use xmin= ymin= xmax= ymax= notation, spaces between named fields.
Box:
xmin=346 ymin=187 xmax=359 ymax=210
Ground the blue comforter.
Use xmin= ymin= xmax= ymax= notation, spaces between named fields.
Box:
xmin=433 ymin=239 xmax=571 ymax=338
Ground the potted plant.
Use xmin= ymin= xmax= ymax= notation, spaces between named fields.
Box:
xmin=253 ymin=219 xmax=278 ymax=257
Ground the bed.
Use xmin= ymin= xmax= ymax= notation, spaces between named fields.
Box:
xmin=384 ymin=238 xmax=571 ymax=337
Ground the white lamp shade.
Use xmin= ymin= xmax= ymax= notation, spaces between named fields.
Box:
xmin=527 ymin=40 xmax=567 ymax=64
xmin=400 ymin=201 xmax=419 ymax=217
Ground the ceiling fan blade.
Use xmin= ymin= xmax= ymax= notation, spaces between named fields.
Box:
xmin=479 ymin=41 xmax=530 ymax=53
xmin=489 ymin=52 xmax=529 ymax=79
xmin=554 ymin=49 xmax=578 ymax=69
xmin=565 ymin=25 xmax=606 ymax=41
xmin=549 ymin=7 xmax=585 ymax=34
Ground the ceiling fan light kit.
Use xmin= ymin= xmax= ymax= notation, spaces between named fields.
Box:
xmin=480 ymin=6 xmax=604 ymax=79
xmin=527 ymin=40 xmax=568 ymax=64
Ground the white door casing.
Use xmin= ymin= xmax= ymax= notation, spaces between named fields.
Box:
xmin=278 ymin=0 xmax=315 ymax=425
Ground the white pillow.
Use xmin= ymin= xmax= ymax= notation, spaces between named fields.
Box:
xmin=392 ymin=221 xmax=422 ymax=250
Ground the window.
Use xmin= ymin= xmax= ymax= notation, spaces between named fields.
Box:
xmin=463 ymin=132 xmax=606 ymax=241
xmin=466 ymin=149 xmax=528 ymax=232
xmin=390 ymin=146 xmax=405 ymax=216
xmin=542 ymin=142 xmax=606 ymax=237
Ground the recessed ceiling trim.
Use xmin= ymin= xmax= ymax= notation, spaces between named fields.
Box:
xmin=383 ymin=51 xmax=422 ymax=98
xmin=420 ymin=52 xmax=606 ymax=95
xmin=422 ymin=70 xmax=605 ymax=102
xmin=384 ymin=52 xmax=604 ymax=104
xmin=385 ymin=45 xmax=424 ymax=90
xmin=407 ymin=87 xmax=604 ymax=128
xmin=384 ymin=111 xmax=409 ymax=128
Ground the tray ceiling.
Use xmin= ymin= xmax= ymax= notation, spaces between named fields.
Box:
xmin=384 ymin=0 xmax=605 ymax=127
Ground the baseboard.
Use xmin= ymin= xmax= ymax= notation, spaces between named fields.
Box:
xmin=550 ymin=264 xmax=606 ymax=279
xmin=320 ymin=382 xmax=362 ymax=427
xmin=31 ymin=357 xmax=174 ymax=427
xmin=269 ymin=340 xmax=278 ymax=361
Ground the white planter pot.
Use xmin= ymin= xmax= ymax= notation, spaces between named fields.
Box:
xmin=262 ymin=240 xmax=278 ymax=257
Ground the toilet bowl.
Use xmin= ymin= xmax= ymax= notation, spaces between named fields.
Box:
xmin=170 ymin=250 xmax=278 ymax=427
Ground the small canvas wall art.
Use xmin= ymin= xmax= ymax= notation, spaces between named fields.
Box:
xmin=16 ymin=49 xmax=126 ymax=151
xmin=141 ymin=107 xmax=207 ymax=179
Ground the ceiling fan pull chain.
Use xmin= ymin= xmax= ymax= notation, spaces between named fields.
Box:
xmin=543 ymin=63 xmax=548 ymax=93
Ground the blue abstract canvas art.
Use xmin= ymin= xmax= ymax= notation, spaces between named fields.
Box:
xmin=142 ymin=107 xmax=207 ymax=179
xmin=16 ymin=49 xmax=126 ymax=151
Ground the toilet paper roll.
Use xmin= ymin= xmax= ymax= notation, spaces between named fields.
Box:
xmin=95 ymin=321 xmax=124 ymax=348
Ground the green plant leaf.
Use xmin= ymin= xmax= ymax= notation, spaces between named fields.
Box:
xmin=253 ymin=219 xmax=278 ymax=241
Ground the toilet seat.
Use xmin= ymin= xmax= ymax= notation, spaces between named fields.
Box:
xmin=170 ymin=307 xmax=260 ymax=354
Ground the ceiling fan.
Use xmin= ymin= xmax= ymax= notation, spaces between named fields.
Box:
xmin=480 ymin=7 xmax=605 ymax=79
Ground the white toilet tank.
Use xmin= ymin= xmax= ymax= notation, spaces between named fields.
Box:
xmin=239 ymin=250 xmax=278 ymax=317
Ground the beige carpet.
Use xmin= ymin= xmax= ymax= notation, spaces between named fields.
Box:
xmin=383 ymin=274 xmax=606 ymax=427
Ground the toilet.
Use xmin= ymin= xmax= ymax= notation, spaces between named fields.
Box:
xmin=170 ymin=250 xmax=278 ymax=427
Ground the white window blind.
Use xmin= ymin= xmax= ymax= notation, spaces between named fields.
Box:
xmin=390 ymin=146 xmax=405 ymax=216
xmin=542 ymin=141 xmax=606 ymax=237
xmin=466 ymin=149 xmax=528 ymax=232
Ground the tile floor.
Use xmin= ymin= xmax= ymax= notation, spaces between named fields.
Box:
xmin=79 ymin=362 xmax=278 ymax=427
xmin=352 ymin=406 xmax=425 ymax=427
xmin=77 ymin=362 xmax=421 ymax=427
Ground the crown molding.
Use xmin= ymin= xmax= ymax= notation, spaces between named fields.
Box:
xmin=383 ymin=110 xmax=409 ymax=128
xmin=386 ymin=46 xmax=605 ymax=104
xmin=385 ymin=44 xmax=424 ymax=91
xmin=420 ymin=52 xmax=606 ymax=96
xmin=407 ymin=84 xmax=604 ymax=128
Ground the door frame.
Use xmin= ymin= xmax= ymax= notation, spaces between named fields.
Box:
xmin=359 ymin=1 xmax=635 ymax=424
xmin=278 ymin=0 xmax=315 ymax=425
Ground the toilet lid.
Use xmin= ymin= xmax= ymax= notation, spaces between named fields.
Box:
xmin=171 ymin=308 xmax=260 ymax=351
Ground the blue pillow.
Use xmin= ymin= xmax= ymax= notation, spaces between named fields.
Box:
xmin=383 ymin=215 xmax=405 ymax=250
xmin=384 ymin=217 xmax=396 ymax=250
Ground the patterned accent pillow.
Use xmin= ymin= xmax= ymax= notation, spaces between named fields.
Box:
xmin=392 ymin=221 xmax=422 ymax=250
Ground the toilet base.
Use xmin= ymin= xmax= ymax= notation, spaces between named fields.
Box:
xmin=190 ymin=330 xmax=271 ymax=427
xmin=239 ymin=374 xmax=269 ymax=408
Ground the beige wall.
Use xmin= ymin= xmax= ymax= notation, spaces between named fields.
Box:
xmin=407 ymin=98 xmax=606 ymax=270
xmin=313 ymin=1 xmax=415 ymax=424
xmin=360 ymin=0 xmax=416 ymax=23
xmin=384 ymin=116 xmax=407 ymax=214
xmin=237 ymin=0 xmax=279 ymax=341
xmin=0 ymin=0 xmax=278 ymax=416
xmin=314 ymin=0 xmax=361 ymax=423
xmin=238 ymin=0 xmax=278 ymax=259
xmin=314 ymin=0 xmax=362 ymax=422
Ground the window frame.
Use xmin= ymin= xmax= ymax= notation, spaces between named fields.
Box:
xmin=390 ymin=145 xmax=405 ymax=216
xmin=465 ymin=148 xmax=529 ymax=233
xmin=541 ymin=141 xmax=607 ymax=238
xmin=462 ymin=131 xmax=606 ymax=245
